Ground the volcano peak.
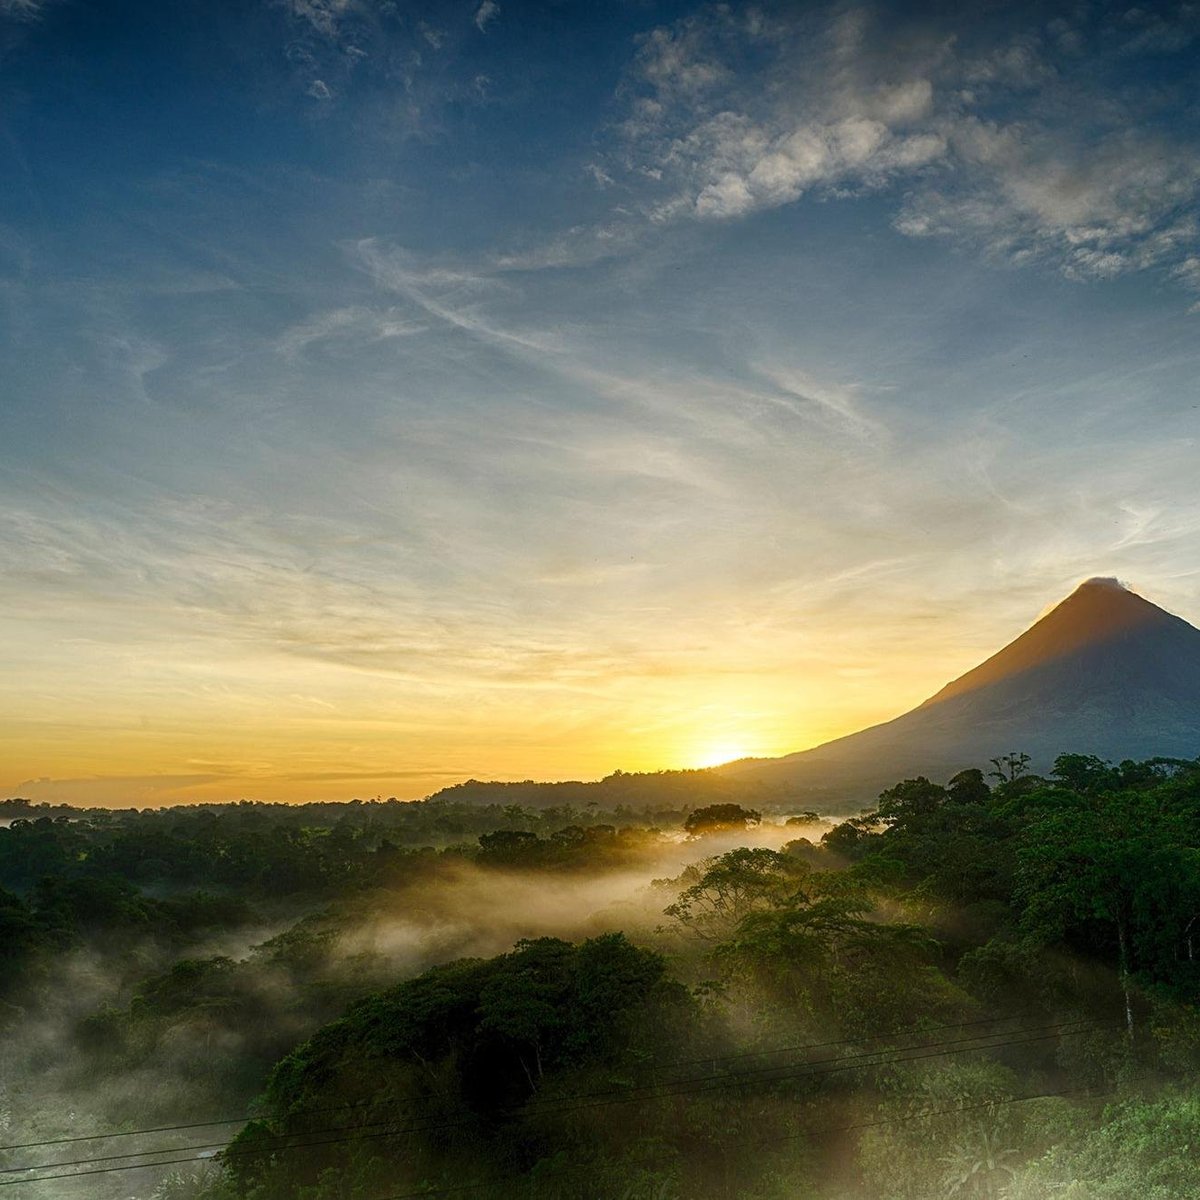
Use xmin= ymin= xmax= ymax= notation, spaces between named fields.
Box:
xmin=924 ymin=577 xmax=1176 ymax=708
xmin=727 ymin=579 xmax=1200 ymax=804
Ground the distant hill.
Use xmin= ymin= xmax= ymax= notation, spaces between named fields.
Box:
xmin=425 ymin=769 xmax=790 ymax=813
xmin=723 ymin=578 xmax=1200 ymax=803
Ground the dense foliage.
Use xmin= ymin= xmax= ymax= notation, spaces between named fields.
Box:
xmin=3 ymin=753 xmax=1200 ymax=1199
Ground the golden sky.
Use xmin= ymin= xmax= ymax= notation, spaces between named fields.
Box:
xmin=4 ymin=2 xmax=1200 ymax=806
xmin=6 ymin=566 xmax=1197 ymax=806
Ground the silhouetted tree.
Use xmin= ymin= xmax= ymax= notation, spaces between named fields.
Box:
xmin=683 ymin=803 xmax=762 ymax=836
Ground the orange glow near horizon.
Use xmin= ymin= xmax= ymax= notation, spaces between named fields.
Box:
xmin=6 ymin=575 xmax=1193 ymax=809
xmin=0 ymin=655 xmax=949 ymax=807
xmin=4 ymin=0 xmax=1200 ymax=817
xmin=687 ymin=738 xmax=758 ymax=769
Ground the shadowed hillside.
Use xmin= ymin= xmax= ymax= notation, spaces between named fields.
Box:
xmin=424 ymin=769 xmax=788 ymax=811
xmin=725 ymin=578 xmax=1200 ymax=800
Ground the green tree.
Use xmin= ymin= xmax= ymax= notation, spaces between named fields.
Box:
xmin=1014 ymin=780 xmax=1200 ymax=1034
xmin=663 ymin=847 xmax=805 ymax=940
xmin=683 ymin=804 xmax=762 ymax=837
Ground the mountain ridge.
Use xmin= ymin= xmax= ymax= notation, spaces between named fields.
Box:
xmin=723 ymin=577 xmax=1200 ymax=800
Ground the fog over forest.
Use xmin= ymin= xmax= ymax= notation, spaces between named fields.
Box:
xmin=5 ymin=0 xmax=1200 ymax=1197
xmin=4 ymin=755 xmax=1200 ymax=1199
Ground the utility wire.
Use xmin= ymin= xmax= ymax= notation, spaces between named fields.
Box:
xmin=646 ymin=1006 xmax=1048 ymax=1069
xmin=0 ymin=1018 xmax=1097 ymax=1177
xmin=0 ymin=1020 xmax=1113 ymax=1187
xmin=308 ymin=1075 xmax=1155 ymax=1200
xmin=2 ymin=1021 xmax=1106 ymax=1181
xmin=0 ymin=1007 xmax=1048 ymax=1154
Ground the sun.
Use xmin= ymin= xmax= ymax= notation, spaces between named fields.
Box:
xmin=690 ymin=740 xmax=755 ymax=769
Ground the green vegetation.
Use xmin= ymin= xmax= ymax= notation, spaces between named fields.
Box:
xmin=2 ymin=754 xmax=1200 ymax=1198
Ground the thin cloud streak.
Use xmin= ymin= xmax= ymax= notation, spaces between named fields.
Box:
xmin=1 ymin=0 xmax=1199 ymax=802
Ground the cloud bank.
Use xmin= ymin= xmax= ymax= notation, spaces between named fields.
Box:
xmin=610 ymin=3 xmax=1200 ymax=299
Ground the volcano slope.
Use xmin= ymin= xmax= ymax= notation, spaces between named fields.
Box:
xmin=726 ymin=578 xmax=1200 ymax=802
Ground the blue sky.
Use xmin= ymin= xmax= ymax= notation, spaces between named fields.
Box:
xmin=2 ymin=0 xmax=1199 ymax=804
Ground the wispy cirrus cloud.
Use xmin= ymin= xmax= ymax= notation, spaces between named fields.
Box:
xmin=5 ymin=0 xmax=1200 ymax=803
xmin=279 ymin=0 xmax=358 ymax=40
xmin=606 ymin=3 xmax=1200 ymax=302
xmin=474 ymin=0 xmax=499 ymax=34
xmin=894 ymin=122 xmax=1200 ymax=281
xmin=275 ymin=305 xmax=426 ymax=359
xmin=619 ymin=7 xmax=947 ymax=221
xmin=0 ymin=0 xmax=53 ymax=20
xmin=271 ymin=0 xmax=493 ymax=122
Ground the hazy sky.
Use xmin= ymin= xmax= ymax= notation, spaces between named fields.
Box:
xmin=2 ymin=0 xmax=1199 ymax=805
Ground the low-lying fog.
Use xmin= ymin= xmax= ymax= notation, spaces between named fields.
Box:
xmin=347 ymin=820 xmax=822 ymax=967
xmin=0 ymin=819 xmax=827 ymax=1200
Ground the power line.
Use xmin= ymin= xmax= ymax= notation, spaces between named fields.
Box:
xmin=292 ymin=1075 xmax=1157 ymax=1200
xmin=0 ymin=1018 xmax=1096 ymax=1177
xmin=366 ymin=1075 xmax=1160 ymax=1200
xmin=2 ymin=1020 xmax=1106 ymax=1182
xmin=647 ymin=1006 xmax=1047 ymax=1069
xmin=0 ymin=1020 xmax=1113 ymax=1187
xmin=770 ymin=1077 xmax=1135 ymax=1142
xmin=0 ymin=1008 xmax=1047 ymax=1154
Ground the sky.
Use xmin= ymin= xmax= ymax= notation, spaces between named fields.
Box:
xmin=1 ymin=0 xmax=1199 ymax=806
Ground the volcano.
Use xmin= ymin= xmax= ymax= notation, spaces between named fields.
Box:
xmin=727 ymin=578 xmax=1200 ymax=801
